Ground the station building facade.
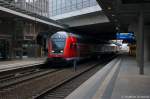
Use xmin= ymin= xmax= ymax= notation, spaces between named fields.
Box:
xmin=6 ymin=0 xmax=49 ymax=17
xmin=0 ymin=0 xmax=50 ymax=59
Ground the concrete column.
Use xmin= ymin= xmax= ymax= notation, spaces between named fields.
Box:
xmin=137 ymin=4 xmax=144 ymax=75
xmin=33 ymin=21 xmax=38 ymax=58
xmin=128 ymin=23 xmax=150 ymax=63
xmin=13 ymin=19 xmax=24 ymax=59
xmin=144 ymin=26 xmax=150 ymax=62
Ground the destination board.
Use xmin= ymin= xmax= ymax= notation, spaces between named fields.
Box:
xmin=116 ymin=32 xmax=135 ymax=40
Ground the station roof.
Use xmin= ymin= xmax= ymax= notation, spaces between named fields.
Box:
xmin=96 ymin=0 xmax=150 ymax=31
xmin=49 ymin=0 xmax=150 ymax=42
xmin=69 ymin=0 xmax=150 ymax=41
xmin=0 ymin=1 xmax=67 ymax=29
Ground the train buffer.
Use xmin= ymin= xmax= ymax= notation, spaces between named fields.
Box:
xmin=65 ymin=55 xmax=150 ymax=99
xmin=0 ymin=58 xmax=46 ymax=72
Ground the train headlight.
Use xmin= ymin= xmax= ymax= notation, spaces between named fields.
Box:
xmin=51 ymin=50 xmax=55 ymax=53
xmin=60 ymin=50 xmax=63 ymax=53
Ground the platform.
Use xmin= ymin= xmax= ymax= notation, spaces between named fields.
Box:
xmin=0 ymin=57 xmax=46 ymax=72
xmin=111 ymin=56 xmax=150 ymax=99
xmin=66 ymin=55 xmax=150 ymax=99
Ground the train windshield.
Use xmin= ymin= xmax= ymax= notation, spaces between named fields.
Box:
xmin=51 ymin=38 xmax=66 ymax=50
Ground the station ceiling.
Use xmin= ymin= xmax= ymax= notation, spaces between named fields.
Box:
xmin=56 ymin=11 xmax=117 ymax=40
xmin=96 ymin=0 xmax=150 ymax=31
xmin=70 ymin=0 xmax=150 ymax=41
xmin=1 ymin=0 xmax=150 ymax=41
xmin=70 ymin=22 xmax=117 ymax=40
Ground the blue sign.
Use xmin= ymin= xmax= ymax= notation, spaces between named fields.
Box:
xmin=116 ymin=33 xmax=135 ymax=40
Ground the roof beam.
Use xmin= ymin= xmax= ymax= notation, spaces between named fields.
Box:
xmin=0 ymin=6 xmax=67 ymax=29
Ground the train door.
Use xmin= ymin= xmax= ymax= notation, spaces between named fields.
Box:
xmin=0 ymin=39 xmax=10 ymax=59
xmin=70 ymin=42 xmax=77 ymax=57
xmin=69 ymin=36 xmax=77 ymax=59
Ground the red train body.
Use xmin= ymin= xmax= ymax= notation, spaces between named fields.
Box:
xmin=47 ymin=31 xmax=93 ymax=64
xmin=46 ymin=31 xmax=120 ymax=65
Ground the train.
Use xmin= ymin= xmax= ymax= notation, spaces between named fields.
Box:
xmin=46 ymin=31 xmax=120 ymax=65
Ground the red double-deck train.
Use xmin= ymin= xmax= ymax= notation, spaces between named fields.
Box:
xmin=46 ymin=31 xmax=120 ymax=65
xmin=47 ymin=31 xmax=95 ymax=64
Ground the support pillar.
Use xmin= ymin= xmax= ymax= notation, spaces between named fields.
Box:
xmin=13 ymin=19 xmax=24 ymax=59
xmin=137 ymin=4 xmax=144 ymax=75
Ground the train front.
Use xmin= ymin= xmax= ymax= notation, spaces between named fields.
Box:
xmin=47 ymin=31 xmax=68 ymax=64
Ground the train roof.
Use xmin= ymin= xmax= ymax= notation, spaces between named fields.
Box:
xmin=50 ymin=31 xmax=109 ymax=44
xmin=51 ymin=31 xmax=82 ymax=38
xmin=51 ymin=31 xmax=68 ymax=38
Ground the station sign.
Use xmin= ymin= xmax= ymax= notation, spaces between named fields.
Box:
xmin=116 ymin=32 xmax=135 ymax=40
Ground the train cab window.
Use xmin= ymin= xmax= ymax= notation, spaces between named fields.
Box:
xmin=51 ymin=38 xmax=66 ymax=51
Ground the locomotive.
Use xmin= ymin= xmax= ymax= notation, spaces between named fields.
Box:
xmin=47 ymin=31 xmax=95 ymax=64
xmin=47 ymin=31 xmax=119 ymax=65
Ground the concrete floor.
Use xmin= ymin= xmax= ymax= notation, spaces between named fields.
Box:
xmin=65 ymin=55 xmax=150 ymax=99
xmin=111 ymin=56 xmax=150 ymax=99
xmin=0 ymin=57 xmax=46 ymax=72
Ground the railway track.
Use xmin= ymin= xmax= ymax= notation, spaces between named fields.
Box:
xmin=0 ymin=68 xmax=59 ymax=89
xmin=0 ymin=56 xmax=116 ymax=99
xmin=0 ymin=61 xmax=100 ymax=99
xmin=33 ymin=56 xmax=117 ymax=99
xmin=35 ymin=62 xmax=104 ymax=99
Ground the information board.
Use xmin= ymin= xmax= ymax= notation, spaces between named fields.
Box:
xmin=116 ymin=33 xmax=135 ymax=40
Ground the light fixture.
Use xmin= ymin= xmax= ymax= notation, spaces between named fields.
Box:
xmin=111 ymin=14 xmax=115 ymax=17
xmin=107 ymin=6 xmax=112 ymax=10
xmin=116 ymin=27 xmax=119 ymax=31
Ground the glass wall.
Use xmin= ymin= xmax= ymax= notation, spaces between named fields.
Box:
xmin=2 ymin=0 xmax=49 ymax=17
xmin=49 ymin=0 xmax=98 ymax=16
